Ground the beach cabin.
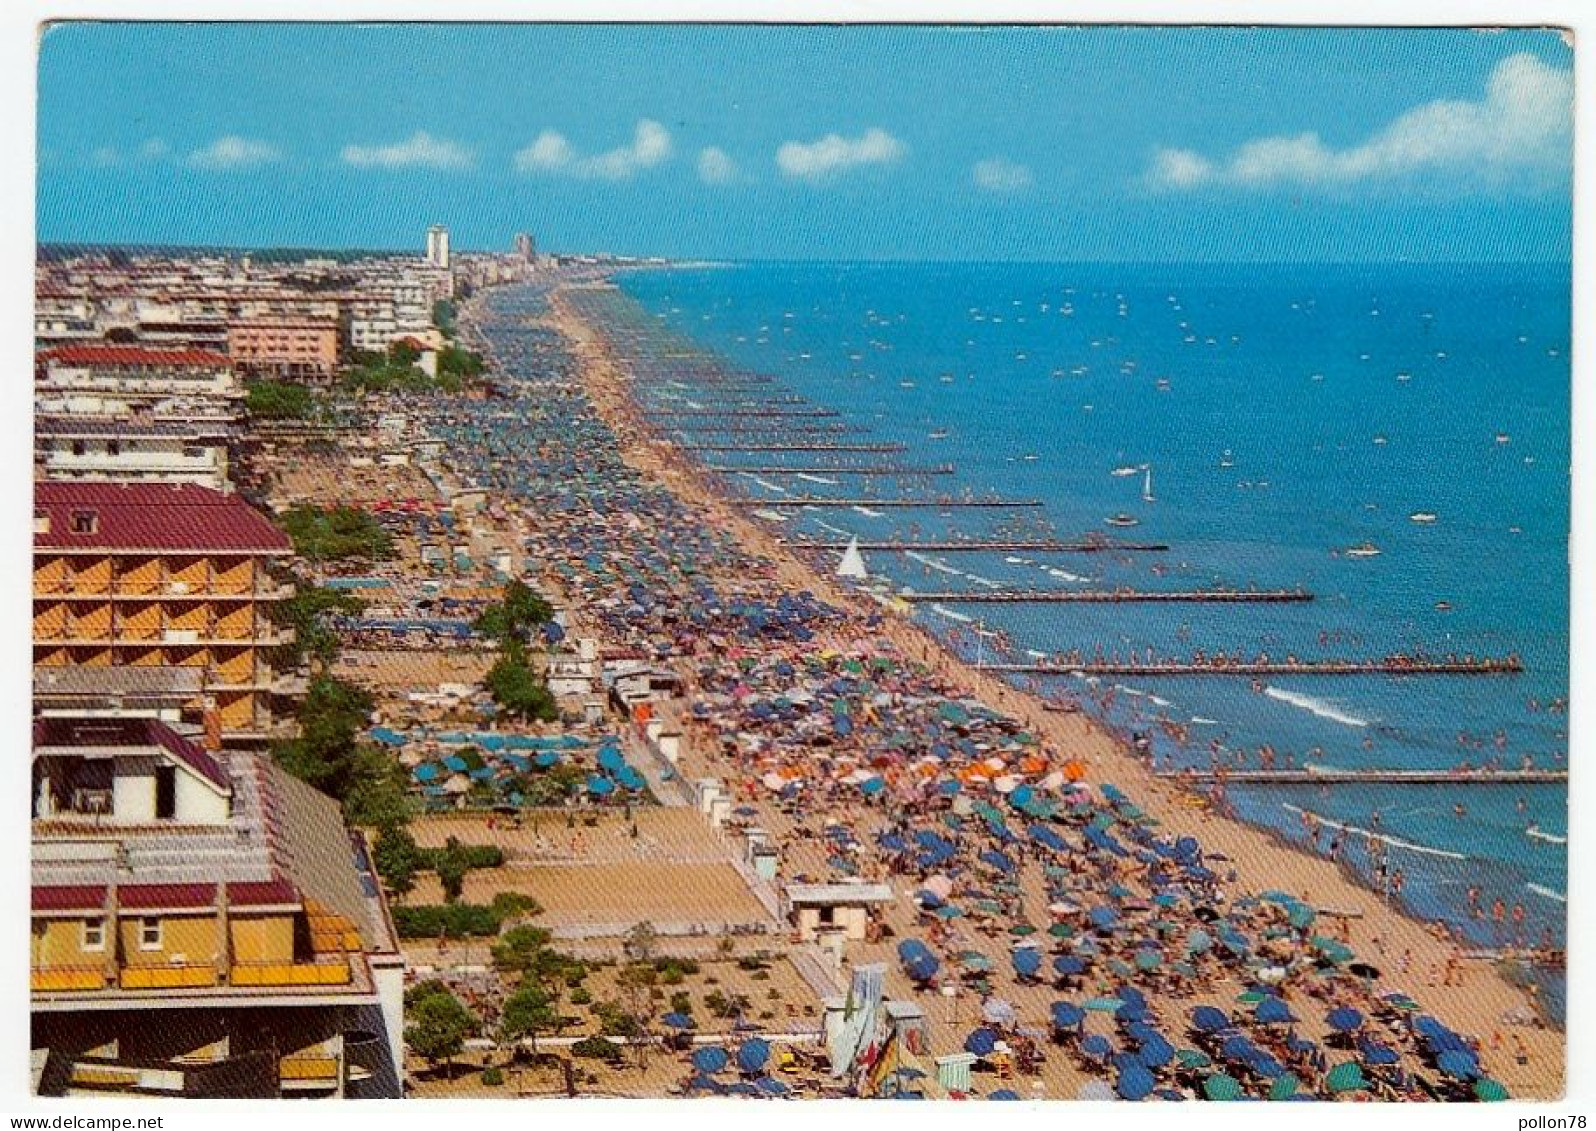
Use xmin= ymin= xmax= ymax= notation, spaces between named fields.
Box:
xmin=784 ymin=882 xmax=894 ymax=942
xmin=884 ymin=1001 xmax=930 ymax=1055
xmin=935 ymin=1052 xmax=976 ymax=1094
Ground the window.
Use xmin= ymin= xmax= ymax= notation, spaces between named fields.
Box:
xmin=82 ymin=919 xmax=106 ymax=952
xmin=138 ymin=918 xmax=162 ymax=951
xmin=70 ymin=440 xmax=86 ymax=457
xmin=69 ymin=509 xmax=98 ymax=535
xmin=107 ymin=441 xmax=121 ymax=457
xmin=32 ymin=510 xmax=49 ymax=535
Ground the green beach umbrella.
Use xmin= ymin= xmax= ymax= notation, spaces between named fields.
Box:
xmin=1135 ymin=950 xmax=1163 ymax=971
xmin=1326 ymin=1062 xmax=1366 ymax=1094
xmin=1235 ymin=991 xmax=1267 ymax=1005
xmin=1204 ymin=1073 xmax=1244 ymax=1101
xmin=1048 ymin=923 xmax=1075 ymax=938
xmin=1009 ymin=924 xmax=1037 ymax=937
xmin=1084 ymin=996 xmax=1124 ymax=1013
xmin=1268 ymin=1075 xmax=1300 ymax=1101
xmin=1176 ymin=1050 xmax=1211 ymax=1069
xmin=1473 ymin=1079 xmax=1509 ymax=1102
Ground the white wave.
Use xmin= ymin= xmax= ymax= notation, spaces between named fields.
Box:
xmin=1045 ymin=567 xmax=1088 ymax=583
xmin=1526 ymin=826 xmax=1567 ymax=845
xmin=740 ymin=474 xmax=787 ymax=495
xmin=1264 ymin=686 xmax=1369 ymax=728
xmin=930 ymin=604 xmax=974 ymax=624
xmin=1148 ymin=695 xmax=1173 ymax=707
xmin=1527 ymin=883 xmax=1567 ymax=904
xmin=751 ymin=509 xmax=790 ymax=524
xmin=1190 ymin=717 xmax=1220 ymax=726
xmin=1280 ymin=803 xmax=1466 ymax=861
xmin=1006 ymin=556 xmax=1033 ymax=565
xmin=852 ymin=506 xmax=884 ymax=518
xmin=1026 ymin=649 xmax=1048 ymax=659
xmin=796 ymin=473 xmax=838 ymax=485
xmin=812 ymin=518 xmax=854 ymax=536
xmin=1117 ymin=685 xmax=1148 ymax=699
xmin=966 ymin=572 xmax=1003 ymax=589
xmin=906 ymin=551 xmax=963 ymax=577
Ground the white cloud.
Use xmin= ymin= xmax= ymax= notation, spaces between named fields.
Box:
xmin=1146 ymin=52 xmax=1572 ymax=192
xmin=697 ymin=146 xmax=738 ymax=185
xmin=137 ymin=138 xmax=171 ymax=162
xmin=776 ymin=127 xmax=905 ymax=182
xmin=973 ymin=157 xmax=1033 ymax=193
xmin=89 ymin=146 xmax=119 ymax=168
xmin=187 ymin=135 xmax=281 ymax=170
xmin=514 ymin=119 xmax=672 ymax=180
xmin=341 ymin=131 xmax=473 ymax=170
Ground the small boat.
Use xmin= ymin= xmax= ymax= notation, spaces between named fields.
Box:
xmin=1496 ymin=433 xmax=1511 ymax=445
xmin=1142 ymin=466 xmax=1155 ymax=503
xmin=1111 ymin=465 xmax=1140 ymax=478
xmin=1410 ymin=512 xmax=1438 ymax=524
xmin=1435 ymin=601 xmax=1453 ymax=612
xmin=1105 ymin=513 xmax=1141 ymax=528
xmin=1345 ymin=542 xmax=1382 ymax=558
xmin=928 ymin=429 xmax=950 ymax=440
xmin=1219 ymin=450 xmax=1234 ymax=468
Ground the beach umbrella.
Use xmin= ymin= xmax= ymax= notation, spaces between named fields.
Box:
xmin=1134 ymin=949 xmax=1163 ymax=971
xmin=1088 ymin=906 xmax=1119 ymax=930
xmin=686 ymin=1073 xmax=723 ymax=1095
xmin=755 ymin=1076 xmax=789 ymax=1096
xmin=1084 ymin=996 xmax=1124 ymax=1013
xmin=1436 ymin=1050 xmax=1481 ymax=1080
xmin=1326 ymin=1061 xmax=1366 ymax=1094
xmin=1326 ymin=1007 xmax=1364 ymax=1033
xmin=736 ymin=1039 xmax=771 ymax=1073
xmin=982 ymin=998 xmax=1018 ymax=1027
xmin=1203 ymin=1073 xmax=1244 ymax=1101
xmin=692 ymin=1047 xmax=729 ymax=1074
xmin=1050 ymin=1002 xmax=1085 ymax=1030
xmin=1080 ymin=1035 xmax=1112 ymax=1060
xmin=1078 ymin=1080 xmax=1115 ymax=1101
xmin=1139 ymin=1035 xmax=1176 ymax=1069
xmin=1474 ymin=1079 xmax=1509 ymax=1102
xmin=1192 ymin=1006 xmax=1231 ymax=1033
xmin=1359 ymin=1043 xmax=1399 ymax=1067
xmin=1011 ymin=948 xmax=1043 ymax=978
xmin=1053 ymin=956 xmax=1087 ymax=977
xmin=1176 ymin=1049 xmax=1212 ymax=1069
xmin=1117 ymin=1064 xmax=1156 ymax=1101
xmin=965 ymin=1028 xmax=999 ymax=1057
xmin=987 ymin=1089 xmax=1021 ymax=1101
xmin=662 ymin=1012 xmax=696 ymax=1030
xmin=1267 ymin=1074 xmax=1300 ymax=1101
xmin=1255 ymin=997 xmax=1296 ymax=1025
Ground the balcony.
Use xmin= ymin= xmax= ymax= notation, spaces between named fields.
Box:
xmin=31 ymin=965 xmax=109 ymax=992
xmin=229 ymin=958 xmax=350 ymax=987
xmin=120 ymin=963 xmax=219 ymax=990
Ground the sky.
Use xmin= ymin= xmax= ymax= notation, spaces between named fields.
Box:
xmin=35 ymin=24 xmax=1574 ymax=261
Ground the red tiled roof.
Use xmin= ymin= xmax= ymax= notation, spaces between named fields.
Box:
xmin=226 ymin=878 xmax=300 ymax=907
xmin=118 ymin=883 xmax=216 ymax=909
xmin=34 ymin=483 xmax=291 ymax=554
xmin=39 ymin=345 xmax=233 ymax=368
xmin=33 ymin=884 xmax=107 ymax=912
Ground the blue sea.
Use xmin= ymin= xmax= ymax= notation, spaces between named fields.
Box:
xmin=617 ymin=260 xmax=1569 ymax=1013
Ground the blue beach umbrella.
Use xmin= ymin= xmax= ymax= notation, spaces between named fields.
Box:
xmin=1192 ymin=1006 xmax=1231 ymax=1033
xmin=1117 ymin=1064 xmax=1156 ymax=1101
xmin=736 ymin=1039 xmax=771 ymax=1073
xmin=1326 ymin=1007 xmax=1364 ymax=1033
xmin=692 ymin=1047 xmax=729 ymax=1074
xmin=965 ymin=1028 xmax=999 ymax=1057
xmin=1051 ymin=1002 xmax=1085 ymax=1029
xmin=988 ymin=1090 xmax=1021 ymax=1101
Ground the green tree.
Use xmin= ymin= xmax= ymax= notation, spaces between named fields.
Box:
xmin=246 ymin=379 xmax=316 ymax=420
xmin=500 ymin=984 xmax=561 ymax=1052
xmin=279 ymin=505 xmax=395 ymax=564
xmin=404 ymin=989 xmax=476 ymax=1072
xmin=492 ymin=924 xmax=555 ymax=980
xmin=473 ymin=579 xmax=555 ymax=646
xmin=272 ymin=675 xmax=375 ymax=801
xmin=373 ymin=821 xmax=422 ymax=899
xmin=271 ymin=581 xmax=366 ymax=670
xmin=342 ymin=747 xmax=412 ymax=829
xmin=484 ymin=646 xmax=557 ymax=722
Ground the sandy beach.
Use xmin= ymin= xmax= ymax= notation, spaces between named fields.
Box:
xmin=543 ymin=281 xmax=1564 ymax=1098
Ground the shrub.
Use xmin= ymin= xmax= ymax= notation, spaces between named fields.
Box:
xmin=569 ymin=987 xmax=593 ymax=1006
xmin=481 ymin=1066 xmax=505 ymax=1087
xmin=571 ymin=1037 xmax=623 ymax=1064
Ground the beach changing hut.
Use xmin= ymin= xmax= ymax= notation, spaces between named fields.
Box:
xmin=784 ymin=881 xmax=894 ymax=942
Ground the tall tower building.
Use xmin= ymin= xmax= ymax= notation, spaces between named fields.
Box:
xmin=513 ymin=232 xmax=535 ymax=263
xmin=425 ymin=225 xmax=450 ymax=270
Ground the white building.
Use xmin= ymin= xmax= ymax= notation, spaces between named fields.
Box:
xmin=35 ymin=419 xmax=232 ymax=491
xmin=425 ymin=225 xmax=450 ymax=270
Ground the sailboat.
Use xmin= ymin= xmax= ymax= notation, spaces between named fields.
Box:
xmin=1142 ymin=466 xmax=1155 ymax=503
xmin=837 ymin=537 xmax=869 ymax=581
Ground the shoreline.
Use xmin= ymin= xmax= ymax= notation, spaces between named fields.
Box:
xmin=537 ymin=278 xmax=1564 ymax=1098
